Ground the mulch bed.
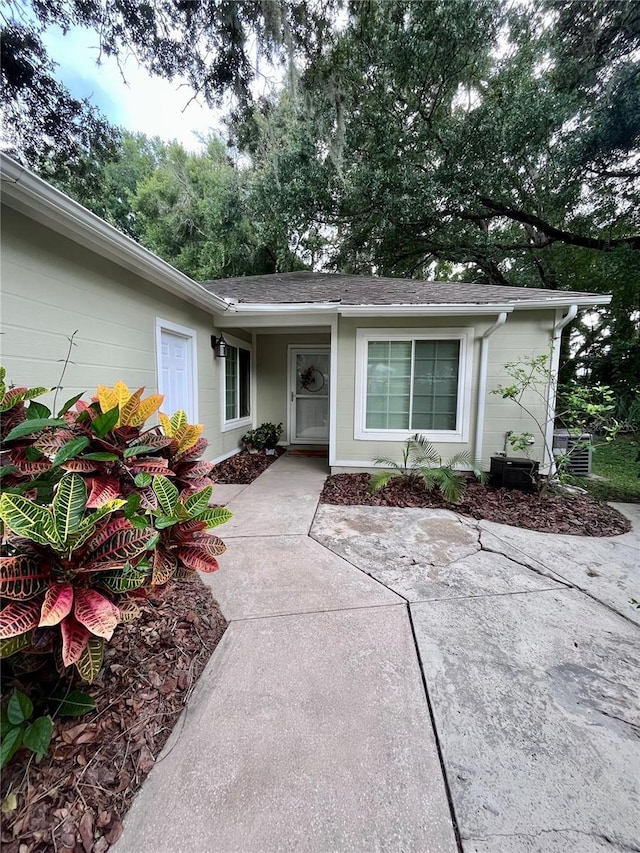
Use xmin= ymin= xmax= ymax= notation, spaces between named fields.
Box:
xmin=1 ymin=577 xmax=226 ymax=853
xmin=320 ymin=474 xmax=631 ymax=537
xmin=212 ymin=447 xmax=286 ymax=484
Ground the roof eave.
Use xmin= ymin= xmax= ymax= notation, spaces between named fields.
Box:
xmin=1 ymin=154 xmax=230 ymax=316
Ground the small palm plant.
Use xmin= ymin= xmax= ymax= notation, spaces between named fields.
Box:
xmin=369 ymin=434 xmax=485 ymax=504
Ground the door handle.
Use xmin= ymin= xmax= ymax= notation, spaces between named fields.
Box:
xmin=291 ymin=391 xmax=294 ymax=402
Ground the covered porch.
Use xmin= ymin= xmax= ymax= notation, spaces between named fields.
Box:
xmin=215 ymin=309 xmax=336 ymax=453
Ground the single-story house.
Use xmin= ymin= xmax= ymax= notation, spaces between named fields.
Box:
xmin=1 ymin=154 xmax=610 ymax=473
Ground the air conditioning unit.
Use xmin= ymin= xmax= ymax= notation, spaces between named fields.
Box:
xmin=552 ymin=430 xmax=592 ymax=477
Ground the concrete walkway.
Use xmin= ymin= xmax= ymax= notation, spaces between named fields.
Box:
xmin=116 ymin=456 xmax=640 ymax=853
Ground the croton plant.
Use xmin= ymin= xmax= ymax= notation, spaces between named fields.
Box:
xmin=0 ymin=369 xmax=230 ymax=683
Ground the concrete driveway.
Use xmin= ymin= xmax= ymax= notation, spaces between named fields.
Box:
xmin=312 ymin=502 xmax=640 ymax=852
xmin=116 ymin=456 xmax=639 ymax=853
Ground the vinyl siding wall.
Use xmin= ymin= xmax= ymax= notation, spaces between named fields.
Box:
xmin=1 ymin=207 xmax=241 ymax=461
xmin=333 ymin=312 xmax=555 ymax=471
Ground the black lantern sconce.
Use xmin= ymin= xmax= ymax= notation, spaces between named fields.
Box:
xmin=211 ymin=333 xmax=227 ymax=358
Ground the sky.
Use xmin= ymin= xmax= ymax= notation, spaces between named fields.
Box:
xmin=42 ymin=25 xmax=225 ymax=151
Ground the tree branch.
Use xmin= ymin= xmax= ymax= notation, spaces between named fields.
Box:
xmin=477 ymin=196 xmax=640 ymax=251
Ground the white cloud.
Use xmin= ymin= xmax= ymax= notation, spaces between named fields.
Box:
xmin=42 ymin=25 xmax=225 ymax=150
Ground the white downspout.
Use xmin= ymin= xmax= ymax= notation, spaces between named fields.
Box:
xmin=474 ymin=312 xmax=508 ymax=467
xmin=544 ymin=304 xmax=578 ymax=472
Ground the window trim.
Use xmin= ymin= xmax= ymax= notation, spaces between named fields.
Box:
xmin=354 ymin=327 xmax=473 ymax=443
xmin=155 ymin=317 xmax=199 ymax=423
xmin=221 ymin=333 xmax=253 ymax=433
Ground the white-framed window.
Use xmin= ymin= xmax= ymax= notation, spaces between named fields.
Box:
xmin=221 ymin=334 xmax=252 ymax=431
xmin=354 ymin=327 xmax=473 ymax=442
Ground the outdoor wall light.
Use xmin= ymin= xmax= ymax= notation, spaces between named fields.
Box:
xmin=211 ymin=334 xmax=227 ymax=358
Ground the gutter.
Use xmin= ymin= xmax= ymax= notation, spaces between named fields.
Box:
xmin=228 ymin=302 xmax=339 ymax=313
xmin=510 ymin=296 xmax=610 ymax=309
xmin=339 ymin=304 xmax=515 ymax=317
xmin=474 ymin=312 xmax=508 ymax=467
xmin=544 ymin=304 xmax=578 ymax=471
xmin=0 ymin=154 xmax=230 ymax=316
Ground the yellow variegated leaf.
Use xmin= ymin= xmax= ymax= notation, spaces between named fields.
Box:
xmin=182 ymin=423 xmax=204 ymax=452
xmin=118 ymin=387 xmax=143 ymax=426
xmin=130 ymin=394 xmax=164 ymax=426
xmin=172 ymin=424 xmax=200 ymax=453
xmin=0 ymin=493 xmax=56 ymax=546
xmin=158 ymin=412 xmax=173 ymax=436
xmin=96 ymin=385 xmax=118 ymax=414
xmin=52 ymin=473 xmax=87 ymax=542
xmin=169 ymin=410 xmax=188 ymax=432
xmin=75 ymin=636 xmax=104 ymax=683
xmin=117 ymin=601 xmax=141 ymax=624
xmin=113 ymin=380 xmax=133 ymax=411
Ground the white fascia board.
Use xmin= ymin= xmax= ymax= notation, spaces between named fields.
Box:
xmin=230 ymin=302 xmax=339 ymax=312
xmin=511 ymin=296 xmax=611 ymax=309
xmin=1 ymin=155 xmax=230 ymax=316
xmin=339 ymin=304 xmax=515 ymax=316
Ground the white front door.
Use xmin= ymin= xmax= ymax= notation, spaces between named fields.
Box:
xmin=289 ymin=347 xmax=330 ymax=444
xmin=157 ymin=322 xmax=196 ymax=421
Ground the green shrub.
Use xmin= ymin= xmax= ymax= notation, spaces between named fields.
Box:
xmin=251 ymin=422 xmax=283 ymax=451
xmin=370 ymin=435 xmax=485 ymax=503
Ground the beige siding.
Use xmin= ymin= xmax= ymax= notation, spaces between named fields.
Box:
xmin=333 ymin=312 xmax=555 ymax=471
xmin=1 ymin=207 xmax=242 ymax=461
xmin=256 ymin=333 xmax=330 ymax=442
xmin=481 ymin=310 xmax=555 ymax=467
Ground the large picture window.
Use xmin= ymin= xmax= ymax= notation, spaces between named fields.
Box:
xmin=355 ymin=328 xmax=472 ymax=442
xmin=222 ymin=339 xmax=251 ymax=429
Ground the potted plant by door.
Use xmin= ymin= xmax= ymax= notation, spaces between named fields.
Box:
xmin=253 ymin=422 xmax=283 ymax=455
xmin=241 ymin=429 xmax=258 ymax=454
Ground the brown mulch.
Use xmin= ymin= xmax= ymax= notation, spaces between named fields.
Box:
xmin=212 ymin=447 xmax=286 ymax=484
xmin=320 ymin=474 xmax=631 ymax=537
xmin=1 ymin=577 xmax=227 ymax=853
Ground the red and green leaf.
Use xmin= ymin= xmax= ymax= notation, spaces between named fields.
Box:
xmin=128 ymin=459 xmax=172 ymax=476
xmin=178 ymin=460 xmax=215 ymax=480
xmin=99 ymin=563 xmax=149 ymax=593
xmin=0 ymin=386 xmax=49 ymax=413
xmin=86 ymin=516 xmax=132 ymax=551
xmin=60 ymin=616 xmax=91 ymax=667
xmin=0 ymin=555 xmax=49 ymax=600
xmin=151 ymin=548 xmax=178 ymax=586
xmin=39 ymin=583 xmax=74 ymax=626
xmin=86 ymin=476 xmax=121 ymax=508
xmin=177 ymin=547 xmax=220 ymax=573
xmin=0 ymin=599 xmax=41 ymax=639
xmin=86 ymin=523 xmax=154 ymax=566
xmin=60 ymin=458 xmax=100 ymax=473
xmin=74 ymin=589 xmax=119 ymax=639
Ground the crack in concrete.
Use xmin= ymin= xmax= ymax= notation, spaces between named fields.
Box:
xmin=598 ymin=708 xmax=640 ymax=735
xmin=464 ymin=827 xmax=640 ymax=852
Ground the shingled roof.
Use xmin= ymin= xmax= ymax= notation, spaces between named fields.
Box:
xmin=201 ymin=271 xmax=603 ymax=306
